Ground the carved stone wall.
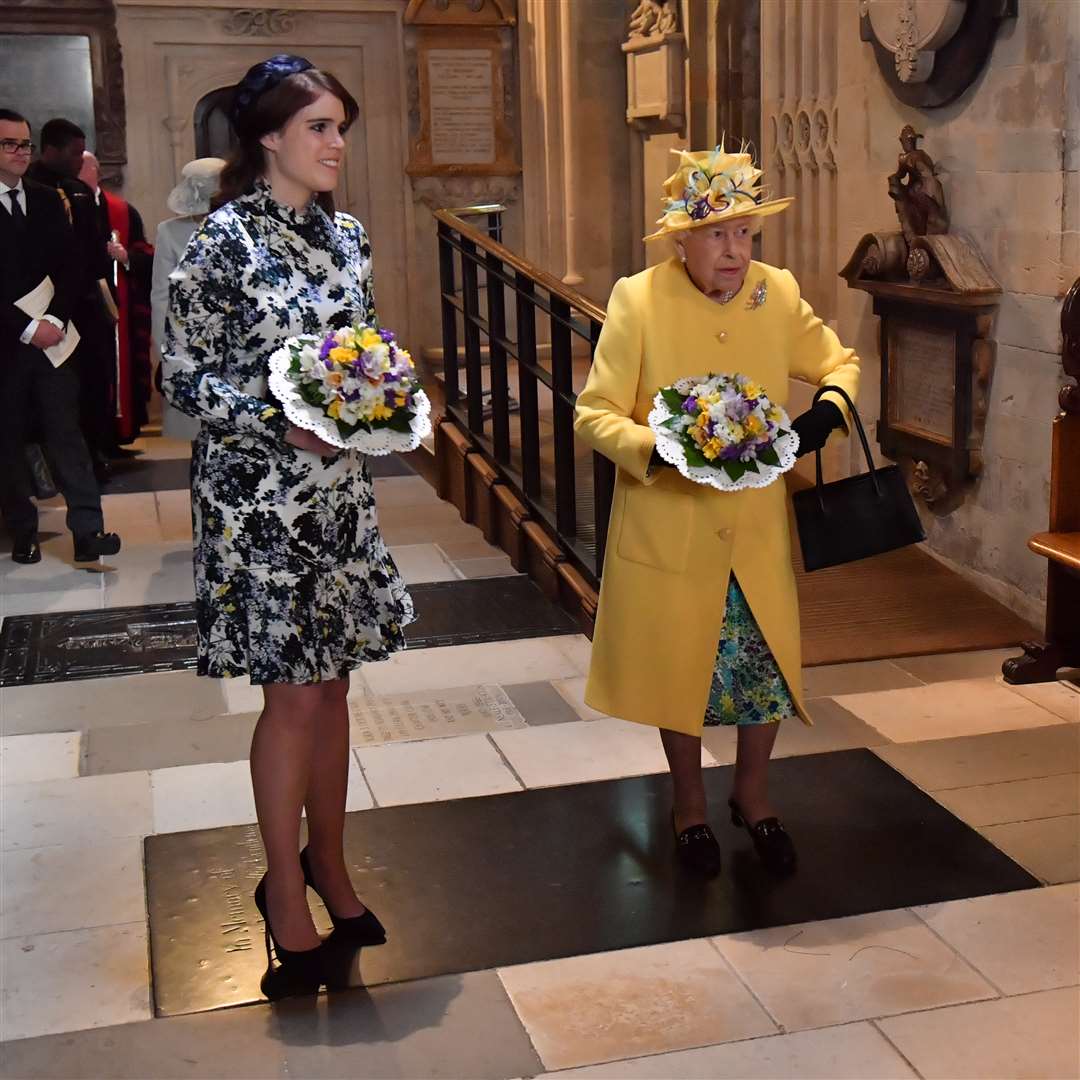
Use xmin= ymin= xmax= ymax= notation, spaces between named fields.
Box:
xmin=114 ymin=0 xmax=414 ymax=342
xmin=759 ymin=0 xmax=1080 ymax=622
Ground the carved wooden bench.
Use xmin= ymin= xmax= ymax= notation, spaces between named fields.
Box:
xmin=1003 ymin=277 xmax=1080 ymax=684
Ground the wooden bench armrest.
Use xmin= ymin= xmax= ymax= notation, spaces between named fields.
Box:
xmin=1028 ymin=531 xmax=1080 ymax=572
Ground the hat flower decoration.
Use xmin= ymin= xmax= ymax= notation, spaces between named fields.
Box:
xmin=644 ymin=140 xmax=793 ymax=242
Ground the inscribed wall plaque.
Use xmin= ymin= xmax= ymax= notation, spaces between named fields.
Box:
xmin=427 ymin=49 xmax=496 ymax=165
xmin=887 ymin=321 xmax=956 ymax=444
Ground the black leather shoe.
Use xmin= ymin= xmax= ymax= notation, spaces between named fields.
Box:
xmin=73 ymin=531 xmax=122 ymax=561
xmin=673 ymin=815 xmax=723 ymax=877
xmin=11 ymin=534 xmax=41 ymax=564
xmin=254 ymin=874 xmax=325 ymax=999
xmin=299 ymin=847 xmax=387 ymax=945
xmin=729 ymin=798 xmax=797 ymax=875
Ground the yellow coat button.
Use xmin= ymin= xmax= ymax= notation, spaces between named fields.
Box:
xmin=717 ymin=528 xmax=732 ymax=541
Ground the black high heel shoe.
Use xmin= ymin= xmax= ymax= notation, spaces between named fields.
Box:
xmin=253 ymin=874 xmax=325 ymax=997
xmin=299 ymin=847 xmax=387 ymax=946
xmin=728 ymin=798 xmax=797 ymax=875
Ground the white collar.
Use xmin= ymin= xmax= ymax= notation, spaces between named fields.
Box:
xmin=0 ymin=178 xmax=25 ymax=197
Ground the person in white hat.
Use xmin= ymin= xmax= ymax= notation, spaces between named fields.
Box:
xmin=150 ymin=158 xmax=226 ymax=440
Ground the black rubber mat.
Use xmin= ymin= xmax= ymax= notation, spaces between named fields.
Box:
xmin=99 ymin=453 xmax=414 ymax=494
xmin=0 ymin=577 xmax=576 ymax=686
xmin=144 ymin=749 xmax=1040 ymax=1017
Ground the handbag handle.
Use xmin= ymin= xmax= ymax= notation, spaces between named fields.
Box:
xmin=810 ymin=384 xmax=881 ymax=506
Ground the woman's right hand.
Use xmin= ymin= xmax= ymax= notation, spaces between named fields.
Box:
xmin=285 ymin=425 xmax=340 ymax=457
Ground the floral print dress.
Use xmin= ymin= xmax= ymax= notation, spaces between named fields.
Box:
xmin=704 ymin=577 xmax=798 ymax=727
xmin=163 ymin=180 xmax=414 ymax=685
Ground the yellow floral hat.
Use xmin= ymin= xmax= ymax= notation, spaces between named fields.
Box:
xmin=644 ymin=142 xmax=794 ymax=242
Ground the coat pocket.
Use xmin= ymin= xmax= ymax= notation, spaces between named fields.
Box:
xmin=616 ymin=483 xmax=695 ymax=573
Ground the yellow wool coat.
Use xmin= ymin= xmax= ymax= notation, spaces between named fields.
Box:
xmin=574 ymin=257 xmax=860 ymax=736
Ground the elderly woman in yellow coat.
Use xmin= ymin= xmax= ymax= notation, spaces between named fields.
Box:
xmin=574 ymin=145 xmax=860 ymax=877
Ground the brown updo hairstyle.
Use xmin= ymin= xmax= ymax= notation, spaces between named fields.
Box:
xmin=214 ymin=68 xmax=359 ymax=216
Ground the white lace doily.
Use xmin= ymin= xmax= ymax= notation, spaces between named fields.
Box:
xmin=268 ymin=342 xmax=432 ymax=455
xmin=647 ymin=376 xmax=800 ymax=492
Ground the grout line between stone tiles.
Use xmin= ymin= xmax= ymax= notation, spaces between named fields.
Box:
xmin=485 ymin=733 xmax=528 ymax=791
xmin=350 ymin=747 xmax=380 ymax=808
xmin=903 ymin=904 xmax=1009 ymax=999
xmin=704 ymin=934 xmax=786 ymax=1034
xmin=868 ymin=1018 xmax=927 ymax=1078
xmin=490 ymin=968 xmax=549 ymax=1079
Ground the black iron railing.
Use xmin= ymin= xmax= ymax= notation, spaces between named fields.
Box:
xmin=435 ymin=208 xmax=615 ymax=582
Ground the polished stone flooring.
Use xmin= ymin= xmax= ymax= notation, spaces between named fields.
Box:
xmin=1 ymin=432 xmax=1078 ymax=1078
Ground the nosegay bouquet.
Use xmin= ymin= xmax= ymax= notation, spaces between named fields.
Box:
xmin=647 ymin=373 xmax=799 ymax=491
xmin=268 ymin=319 xmax=431 ymax=454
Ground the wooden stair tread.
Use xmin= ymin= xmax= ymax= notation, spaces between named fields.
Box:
xmin=1029 ymin=531 xmax=1080 ymax=572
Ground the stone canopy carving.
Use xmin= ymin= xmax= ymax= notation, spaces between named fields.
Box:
xmin=859 ymin=0 xmax=1016 ymax=108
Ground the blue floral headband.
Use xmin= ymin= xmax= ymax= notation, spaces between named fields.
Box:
xmin=231 ymin=54 xmax=314 ymax=132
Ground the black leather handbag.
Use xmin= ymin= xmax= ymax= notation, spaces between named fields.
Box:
xmin=791 ymin=386 xmax=925 ymax=571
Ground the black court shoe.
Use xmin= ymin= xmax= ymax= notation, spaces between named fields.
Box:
xmin=73 ymin=530 xmax=121 ymax=562
xmin=728 ymin=798 xmax=797 ymax=875
xmin=253 ymin=874 xmax=325 ymax=998
xmin=673 ymin=813 xmax=723 ymax=878
xmin=11 ymin=533 xmax=41 ymax=564
xmin=299 ymin=847 xmax=387 ymax=946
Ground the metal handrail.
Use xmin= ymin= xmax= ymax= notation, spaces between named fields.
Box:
xmin=435 ymin=208 xmax=615 ymax=582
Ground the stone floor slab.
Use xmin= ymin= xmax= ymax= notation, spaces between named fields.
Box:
xmin=491 ymin=717 xmax=714 ymax=789
xmin=0 ymin=923 xmax=150 ymax=1041
xmin=84 ymin=712 xmax=258 ymax=774
xmin=891 ymin=648 xmax=1017 ymax=684
xmin=1004 ymin=677 xmax=1080 ymax=723
xmin=1 ymin=771 xmax=152 ymax=850
xmin=876 ymin=985 xmax=1080 ymax=1080
xmin=933 ymin=772 xmax=1080 ymax=827
xmin=874 ymin=725 xmax=1080 ymax=791
xmin=499 ymin=939 xmax=776 ymax=1071
xmin=0 ymin=731 xmax=80 ymax=783
xmin=712 ymin=907 xmax=996 ymax=1031
xmin=979 ymin=814 xmax=1080 ymax=884
xmin=836 ymin=677 xmax=1065 ymax=743
xmin=502 ymin=681 xmax=584 ymax=726
xmin=385 ymin=542 xmax=460 ymax=584
xmin=540 ymin=1021 xmax=918 ymax=1079
xmin=0 ymin=838 xmax=145 ymax=939
xmin=0 ymin=971 xmax=540 ymax=1080
xmin=347 ymin=684 xmax=525 ymax=748
xmin=354 ymin=732 xmax=522 ymax=806
xmin=802 ymin=660 xmax=923 ymax=698
xmin=914 ymin=884 xmax=1080 ymax=995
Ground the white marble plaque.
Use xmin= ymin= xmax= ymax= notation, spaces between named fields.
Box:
xmin=348 ymin=684 xmax=525 ymax=747
xmin=888 ymin=321 xmax=956 ymax=443
xmin=427 ymin=48 xmax=496 ymax=165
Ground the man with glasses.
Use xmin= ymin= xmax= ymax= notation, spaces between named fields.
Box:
xmin=0 ymin=108 xmax=121 ymax=564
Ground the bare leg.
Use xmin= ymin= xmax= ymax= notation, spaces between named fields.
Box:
xmin=303 ymin=676 xmax=367 ymax=918
xmin=660 ymin=728 xmax=707 ymax=833
xmin=250 ymin=682 xmax=322 ymax=952
xmin=732 ymin=721 xmax=781 ymax=824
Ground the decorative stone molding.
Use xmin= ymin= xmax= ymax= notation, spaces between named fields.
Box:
xmin=404 ymin=0 xmax=515 ymax=27
xmin=411 ymin=174 xmax=520 ymax=210
xmin=221 ymin=9 xmax=296 ymax=36
xmin=859 ymin=0 xmax=1016 ymax=108
xmin=4 ymin=0 xmax=127 ymax=183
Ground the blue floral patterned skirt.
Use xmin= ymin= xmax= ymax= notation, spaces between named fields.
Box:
xmin=703 ymin=577 xmax=798 ymax=727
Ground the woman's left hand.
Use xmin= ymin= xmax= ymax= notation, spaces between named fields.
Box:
xmin=790 ymin=399 xmax=844 ymax=458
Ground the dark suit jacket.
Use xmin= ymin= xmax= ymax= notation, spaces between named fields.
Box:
xmin=0 ymin=179 xmax=76 ymax=349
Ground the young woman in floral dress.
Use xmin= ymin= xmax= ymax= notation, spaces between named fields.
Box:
xmin=164 ymin=55 xmax=412 ymax=994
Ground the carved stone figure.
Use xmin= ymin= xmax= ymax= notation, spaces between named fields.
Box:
xmin=888 ymin=124 xmax=948 ymax=243
xmin=628 ymin=0 xmax=677 ymax=40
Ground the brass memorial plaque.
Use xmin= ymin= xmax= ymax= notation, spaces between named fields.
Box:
xmin=887 ymin=321 xmax=956 ymax=444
